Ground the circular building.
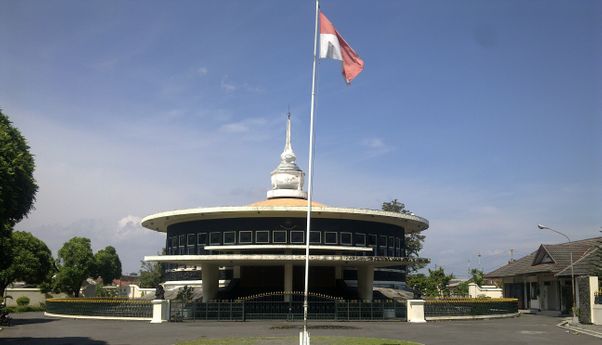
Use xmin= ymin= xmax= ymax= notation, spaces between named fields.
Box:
xmin=142 ymin=116 xmax=428 ymax=302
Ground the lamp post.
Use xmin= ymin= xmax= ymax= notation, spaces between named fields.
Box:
xmin=537 ymin=224 xmax=576 ymax=321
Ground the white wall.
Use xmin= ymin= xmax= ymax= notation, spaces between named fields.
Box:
xmin=468 ymin=283 xmax=503 ymax=299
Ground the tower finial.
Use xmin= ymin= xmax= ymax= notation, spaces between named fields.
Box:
xmin=266 ymin=113 xmax=307 ymax=200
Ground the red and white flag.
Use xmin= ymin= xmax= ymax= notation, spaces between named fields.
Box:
xmin=319 ymin=11 xmax=364 ymax=84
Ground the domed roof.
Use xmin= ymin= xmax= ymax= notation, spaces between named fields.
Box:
xmin=249 ymin=198 xmax=326 ymax=207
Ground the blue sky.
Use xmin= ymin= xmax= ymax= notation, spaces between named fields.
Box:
xmin=1 ymin=0 xmax=600 ymax=277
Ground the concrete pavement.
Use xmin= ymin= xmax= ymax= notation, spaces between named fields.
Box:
xmin=0 ymin=312 xmax=600 ymax=345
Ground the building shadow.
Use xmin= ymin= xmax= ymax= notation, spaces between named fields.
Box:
xmin=0 ymin=337 xmax=107 ymax=345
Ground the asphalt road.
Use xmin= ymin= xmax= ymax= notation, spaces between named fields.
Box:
xmin=0 ymin=312 xmax=598 ymax=345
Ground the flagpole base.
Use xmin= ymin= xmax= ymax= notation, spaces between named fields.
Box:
xmin=299 ymin=330 xmax=310 ymax=345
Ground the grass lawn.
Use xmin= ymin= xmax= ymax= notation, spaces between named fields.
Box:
xmin=176 ymin=336 xmax=422 ymax=345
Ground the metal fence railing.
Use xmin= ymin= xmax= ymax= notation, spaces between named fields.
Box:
xmin=424 ymin=298 xmax=518 ymax=318
xmin=595 ymin=292 xmax=601 ymax=305
xmin=170 ymin=300 xmax=406 ymax=321
xmin=46 ymin=298 xmax=153 ymax=318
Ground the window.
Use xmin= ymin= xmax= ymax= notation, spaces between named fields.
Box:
xmin=379 ymin=235 xmax=387 ymax=247
xmin=324 ymin=232 xmax=337 ymax=245
xmin=256 ymin=230 xmax=270 ymax=244
xmin=368 ymin=234 xmax=377 ymax=246
xmin=223 ymin=231 xmax=235 ymax=244
xmin=396 ymin=238 xmax=402 ymax=257
xmin=197 ymin=233 xmax=207 ymax=246
xmin=340 ymin=232 xmax=352 ymax=245
xmin=209 ymin=232 xmax=221 ymax=245
xmin=290 ymin=231 xmax=304 ymax=244
xmin=179 ymin=235 xmax=185 ymax=255
xmin=354 ymin=233 xmax=366 ymax=246
xmin=179 ymin=235 xmax=185 ymax=247
xmin=187 ymin=233 xmax=196 ymax=246
xmin=239 ymin=231 xmax=252 ymax=244
xmin=388 ymin=236 xmax=395 ymax=256
xmin=310 ymin=231 xmax=321 ymax=244
xmin=273 ymin=230 xmax=287 ymax=244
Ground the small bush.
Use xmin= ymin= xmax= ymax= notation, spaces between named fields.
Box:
xmin=16 ymin=296 xmax=30 ymax=306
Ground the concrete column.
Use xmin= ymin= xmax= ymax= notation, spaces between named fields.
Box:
xmin=357 ymin=266 xmax=374 ymax=302
xmin=335 ymin=266 xmax=343 ymax=280
xmin=233 ymin=251 xmax=241 ymax=279
xmin=201 ymin=264 xmax=219 ymax=302
xmin=284 ymin=263 xmax=293 ymax=302
xmin=523 ymin=279 xmax=528 ymax=309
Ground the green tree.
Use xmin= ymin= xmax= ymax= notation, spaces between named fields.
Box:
xmin=381 ymin=199 xmax=430 ymax=272
xmin=94 ymin=246 xmax=122 ymax=285
xmin=469 ymin=268 xmax=485 ymax=287
xmin=54 ymin=237 xmax=95 ymax=297
xmin=0 ymin=231 xmax=54 ymax=296
xmin=406 ymin=267 xmax=455 ymax=297
xmin=0 ymin=110 xmax=38 ymax=273
xmin=139 ymin=259 xmax=165 ymax=288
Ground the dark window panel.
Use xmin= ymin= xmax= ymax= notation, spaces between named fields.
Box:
xmin=197 ymin=233 xmax=207 ymax=245
xmin=256 ymin=231 xmax=270 ymax=243
xmin=239 ymin=231 xmax=252 ymax=244
xmin=309 ymin=231 xmax=321 ymax=244
xmin=223 ymin=231 xmax=235 ymax=244
xmin=340 ymin=232 xmax=352 ymax=245
xmin=354 ymin=233 xmax=366 ymax=246
xmin=290 ymin=231 xmax=304 ymax=244
xmin=273 ymin=231 xmax=287 ymax=243
xmin=210 ymin=232 xmax=221 ymax=245
xmin=324 ymin=232 xmax=337 ymax=245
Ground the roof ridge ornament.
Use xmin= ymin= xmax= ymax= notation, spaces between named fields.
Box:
xmin=267 ymin=113 xmax=308 ymax=200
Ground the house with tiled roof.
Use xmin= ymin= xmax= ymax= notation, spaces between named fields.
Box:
xmin=485 ymin=237 xmax=601 ymax=314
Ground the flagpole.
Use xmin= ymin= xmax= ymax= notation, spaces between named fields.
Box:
xmin=302 ymin=0 xmax=320 ymax=344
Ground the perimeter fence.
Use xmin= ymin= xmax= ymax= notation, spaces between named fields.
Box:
xmin=424 ymin=298 xmax=518 ymax=318
xmin=46 ymin=298 xmax=152 ymax=318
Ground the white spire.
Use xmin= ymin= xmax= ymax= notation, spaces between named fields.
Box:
xmin=267 ymin=114 xmax=307 ymax=200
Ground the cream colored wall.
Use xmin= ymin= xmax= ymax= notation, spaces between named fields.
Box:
xmin=468 ymin=283 xmax=503 ymax=298
xmin=3 ymin=288 xmax=67 ymax=307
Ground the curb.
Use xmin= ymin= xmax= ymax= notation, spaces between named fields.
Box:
xmin=556 ymin=319 xmax=602 ymax=339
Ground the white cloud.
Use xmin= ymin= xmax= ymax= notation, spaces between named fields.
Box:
xmin=219 ymin=117 xmax=268 ymax=134
xmin=360 ymin=137 xmax=395 ymax=156
xmin=220 ymin=75 xmax=264 ymax=93
xmin=220 ymin=76 xmax=238 ymax=92
xmin=197 ymin=67 xmax=208 ymax=77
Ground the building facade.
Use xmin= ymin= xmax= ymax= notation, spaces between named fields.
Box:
xmin=485 ymin=237 xmax=601 ymax=314
xmin=142 ymin=116 xmax=429 ymax=301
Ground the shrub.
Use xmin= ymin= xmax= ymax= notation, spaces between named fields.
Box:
xmin=16 ymin=296 xmax=30 ymax=306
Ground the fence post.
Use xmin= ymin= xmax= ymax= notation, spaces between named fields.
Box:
xmin=150 ymin=299 xmax=169 ymax=324
xmin=406 ymin=299 xmax=426 ymax=323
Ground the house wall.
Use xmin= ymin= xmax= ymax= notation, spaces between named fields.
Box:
xmin=468 ymin=283 xmax=502 ymax=298
xmin=3 ymin=288 xmax=67 ymax=307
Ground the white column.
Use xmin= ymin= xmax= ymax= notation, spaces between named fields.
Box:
xmin=201 ymin=264 xmax=219 ymax=302
xmin=357 ymin=266 xmax=374 ymax=302
xmin=284 ymin=263 xmax=293 ymax=302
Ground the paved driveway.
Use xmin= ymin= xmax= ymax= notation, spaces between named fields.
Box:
xmin=0 ymin=312 xmax=599 ymax=345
